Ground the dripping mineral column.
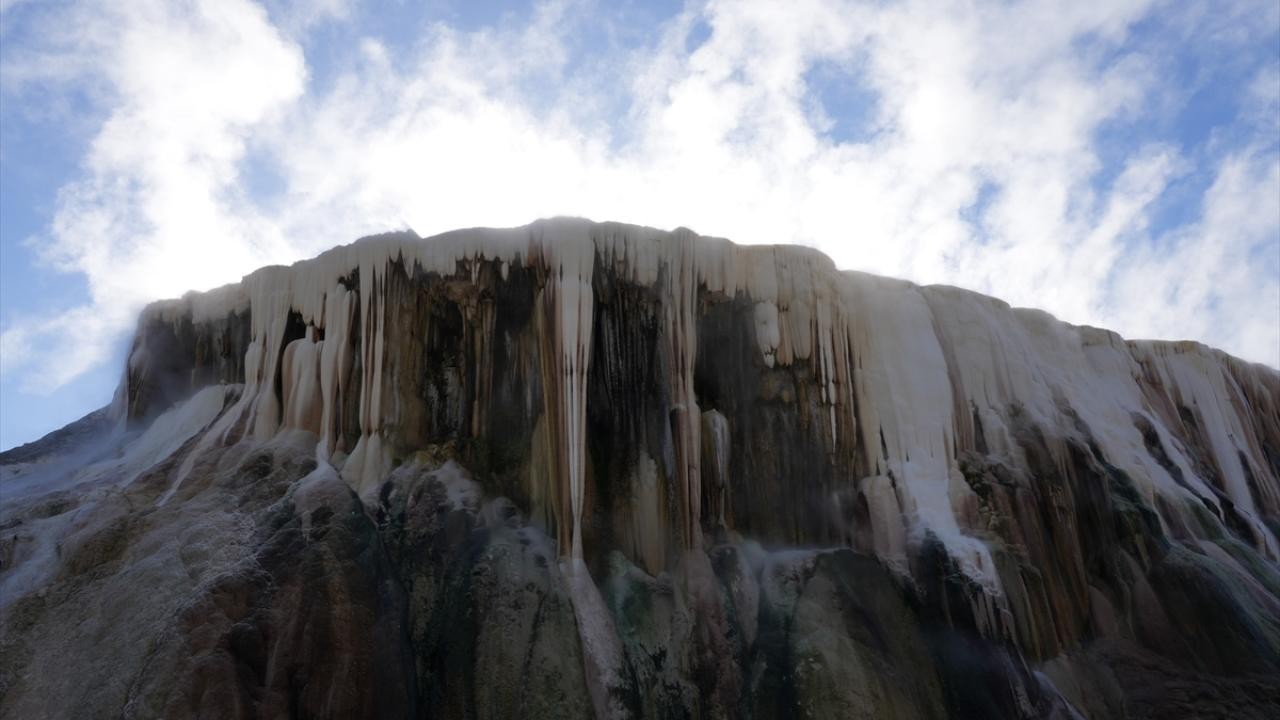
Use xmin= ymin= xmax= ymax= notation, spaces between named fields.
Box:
xmin=317 ymin=285 xmax=355 ymax=460
xmin=666 ymin=234 xmax=702 ymax=550
xmin=341 ymin=256 xmax=391 ymax=497
xmin=538 ymin=245 xmax=596 ymax=560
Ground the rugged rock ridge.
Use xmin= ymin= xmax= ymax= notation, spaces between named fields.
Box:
xmin=2 ymin=218 xmax=1279 ymax=719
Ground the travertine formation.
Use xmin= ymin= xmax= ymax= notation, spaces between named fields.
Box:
xmin=2 ymin=218 xmax=1278 ymax=719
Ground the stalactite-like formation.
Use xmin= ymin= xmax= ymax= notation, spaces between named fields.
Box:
xmin=532 ymin=226 xmax=596 ymax=560
xmin=121 ymin=219 xmax=1280 ymax=587
xmin=8 ymin=218 xmax=1280 ymax=720
xmin=114 ymin=218 xmax=1280 ymax=672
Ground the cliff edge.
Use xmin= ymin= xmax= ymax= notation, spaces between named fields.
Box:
xmin=3 ymin=218 xmax=1278 ymax=718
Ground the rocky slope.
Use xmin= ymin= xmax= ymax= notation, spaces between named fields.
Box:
xmin=2 ymin=218 xmax=1278 ymax=719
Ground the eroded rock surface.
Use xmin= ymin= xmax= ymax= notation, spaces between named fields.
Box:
xmin=2 ymin=219 xmax=1278 ymax=718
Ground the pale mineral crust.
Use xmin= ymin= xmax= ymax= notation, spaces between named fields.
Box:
xmin=2 ymin=218 xmax=1278 ymax=719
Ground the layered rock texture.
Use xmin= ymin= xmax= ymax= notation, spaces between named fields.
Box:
xmin=3 ymin=218 xmax=1279 ymax=719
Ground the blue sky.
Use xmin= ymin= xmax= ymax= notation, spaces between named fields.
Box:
xmin=1 ymin=0 xmax=1278 ymax=450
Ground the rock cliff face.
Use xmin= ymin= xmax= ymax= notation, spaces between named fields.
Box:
xmin=2 ymin=218 xmax=1279 ymax=719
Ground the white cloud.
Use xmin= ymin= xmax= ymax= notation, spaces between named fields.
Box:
xmin=1106 ymin=146 xmax=1280 ymax=363
xmin=2 ymin=0 xmax=1278 ymax=403
xmin=2 ymin=0 xmax=304 ymax=388
xmin=265 ymin=0 xmax=352 ymax=35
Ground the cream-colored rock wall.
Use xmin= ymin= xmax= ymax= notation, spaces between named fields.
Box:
xmin=126 ymin=218 xmax=1280 ymax=587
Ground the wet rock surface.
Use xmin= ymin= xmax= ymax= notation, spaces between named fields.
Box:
xmin=3 ymin=220 xmax=1279 ymax=718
